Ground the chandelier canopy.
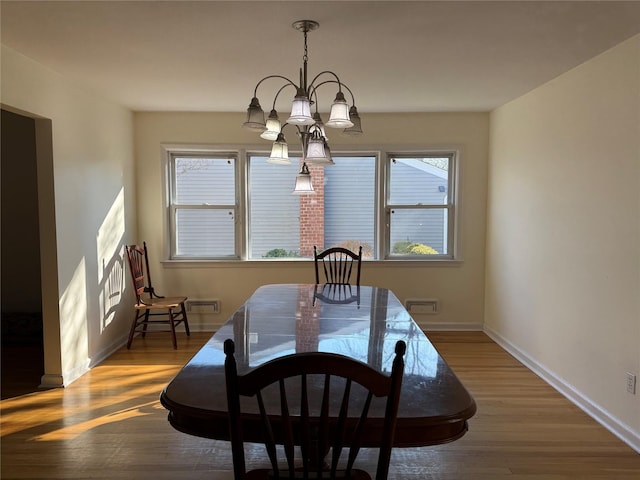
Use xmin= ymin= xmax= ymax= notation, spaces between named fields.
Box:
xmin=242 ymin=20 xmax=363 ymax=194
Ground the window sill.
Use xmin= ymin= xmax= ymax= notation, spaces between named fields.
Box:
xmin=161 ymin=258 xmax=463 ymax=268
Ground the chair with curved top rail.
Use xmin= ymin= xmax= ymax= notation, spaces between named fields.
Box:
xmin=224 ymin=338 xmax=406 ymax=480
xmin=314 ymin=245 xmax=362 ymax=286
xmin=125 ymin=241 xmax=190 ymax=349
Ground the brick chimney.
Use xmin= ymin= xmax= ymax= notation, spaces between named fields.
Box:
xmin=299 ymin=163 xmax=325 ymax=257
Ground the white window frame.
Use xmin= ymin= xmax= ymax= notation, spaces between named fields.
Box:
xmin=165 ymin=146 xmax=243 ymax=260
xmin=383 ymin=151 xmax=458 ymax=260
xmin=162 ymin=145 xmax=460 ymax=263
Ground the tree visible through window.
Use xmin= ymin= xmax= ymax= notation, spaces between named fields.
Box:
xmin=387 ymin=155 xmax=454 ymax=257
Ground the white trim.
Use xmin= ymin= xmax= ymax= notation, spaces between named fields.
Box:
xmin=484 ymin=325 xmax=640 ymax=454
xmin=160 ymin=259 xmax=464 ymax=268
xmin=58 ymin=360 xmax=91 ymax=388
xmin=39 ymin=374 xmax=64 ymax=389
xmin=160 ymin=143 xmax=462 ymax=262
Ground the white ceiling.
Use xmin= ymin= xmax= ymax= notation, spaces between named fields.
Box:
xmin=2 ymin=1 xmax=640 ymax=113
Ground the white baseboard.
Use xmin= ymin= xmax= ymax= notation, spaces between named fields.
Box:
xmin=89 ymin=332 xmax=131 ymax=368
xmin=39 ymin=374 xmax=64 ymax=389
xmin=40 ymin=359 xmax=91 ymax=389
xmin=484 ymin=325 xmax=640 ymax=454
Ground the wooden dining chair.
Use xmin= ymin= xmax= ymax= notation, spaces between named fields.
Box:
xmin=314 ymin=246 xmax=362 ymax=286
xmin=124 ymin=242 xmax=190 ymax=349
xmin=224 ymin=338 xmax=406 ymax=480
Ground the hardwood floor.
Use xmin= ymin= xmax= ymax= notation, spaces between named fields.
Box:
xmin=1 ymin=331 xmax=638 ymax=479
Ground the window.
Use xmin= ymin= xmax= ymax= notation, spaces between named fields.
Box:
xmin=169 ymin=153 xmax=239 ymax=259
xmin=386 ymin=155 xmax=455 ymax=258
xmin=166 ymin=147 xmax=457 ymax=261
xmin=248 ymin=154 xmax=376 ymax=259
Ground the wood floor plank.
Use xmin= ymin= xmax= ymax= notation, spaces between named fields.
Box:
xmin=1 ymin=331 xmax=638 ymax=479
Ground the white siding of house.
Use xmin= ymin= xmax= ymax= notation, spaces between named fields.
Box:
xmin=249 ymin=158 xmax=301 ymax=258
xmin=324 ymin=157 xmax=376 ymax=251
xmin=389 ymin=162 xmax=448 ymax=253
xmin=174 ymin=157 xmax=236 ymax=257
xmin=174 ymin=155 xmax=450 ymax=258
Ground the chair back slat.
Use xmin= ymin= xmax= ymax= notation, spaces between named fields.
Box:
xmin=224 ymin=339 xmax=406 ymax=480
xmin=329 ymin=378 xmax=351 ymax=477
xmin=141 ymin=241 xmax=156 ymax=296
xmin=345 ymin=391 xmax=374 ymax=476
xmin=314 ymin=246 xmax=362 ymax=286
xmin=125 ymin=244 xmax=147 ymax=302
xmin=318 ymin=374 xmax=331 ymax=475
xmin=300 ymin=374 xmax=311 ymax=475
xmin=279 ymin=379 xmax=296 ymax=475
xmin=256 ymin=391 xmax=280 ymax=476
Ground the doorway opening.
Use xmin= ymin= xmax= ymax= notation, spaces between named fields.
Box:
xmin=1 ymin=109 xmax=46 ymax=398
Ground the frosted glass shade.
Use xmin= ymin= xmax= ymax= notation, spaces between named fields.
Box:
xmin=243 ymin=97 xmax=266 ymax=132
xmin=292 ymin=163 xmax=315 ymax=194
xmin=326 ymin=91 xmax=353 ymax=128
xmin=287 ymin=92 xmax=314 ymax=125
xmin=267 ymin=133 xmax=291 ymax=164
xmin=305 ymin=131 xmax=332 ymax=165
xmin=312 ymin=112 xmax=327 ymax=139
xmin=341 ymin=106 xmax=363 ymax=136
xmin=260 ymin=109 xmax=281 ymax=140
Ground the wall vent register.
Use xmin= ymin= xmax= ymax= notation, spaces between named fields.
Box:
xmin=405 ymin=299 xmax=439 ymax=315
xmin=185 ymin=300 xmax=220 ymax=314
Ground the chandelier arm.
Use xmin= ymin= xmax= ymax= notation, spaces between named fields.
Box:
xmin=308 ymin=70 xmax=344 ymax=94
xmin=252 ymin=75 xmax=298 ymax=98
xmin=277 ymin=122 xmax=306 ymax=139
xmin=310 ymin=88 xmax=320 ymax=113
xmin=338 ymin=83 xmax=357 ymax=106
xmin=270 ymin=83 xmax=297 ymax=110
xmin=309 ymin=80 xmax=357 ymax=109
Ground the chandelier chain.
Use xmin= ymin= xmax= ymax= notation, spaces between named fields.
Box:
xmin=303 ymin=29 xmax=309 ymax=65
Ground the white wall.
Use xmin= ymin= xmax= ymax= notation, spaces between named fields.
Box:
xmin=1 ymin=46 xmax=137 ymax=386
xmin=486 ymin=35 xmax=640 ymax=450
xmin=134 ymin=111 xmax=489 ymax=331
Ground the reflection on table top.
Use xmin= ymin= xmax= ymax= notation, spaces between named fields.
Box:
xmin=161 ymin=284 xmax=476 ymax=447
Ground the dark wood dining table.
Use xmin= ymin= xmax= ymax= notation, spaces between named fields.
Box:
xmin=160 ymin=284 xmax=476 ymax=447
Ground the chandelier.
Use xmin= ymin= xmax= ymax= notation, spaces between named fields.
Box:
xmin=242 ymin=20 xmax=363 ymax=194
